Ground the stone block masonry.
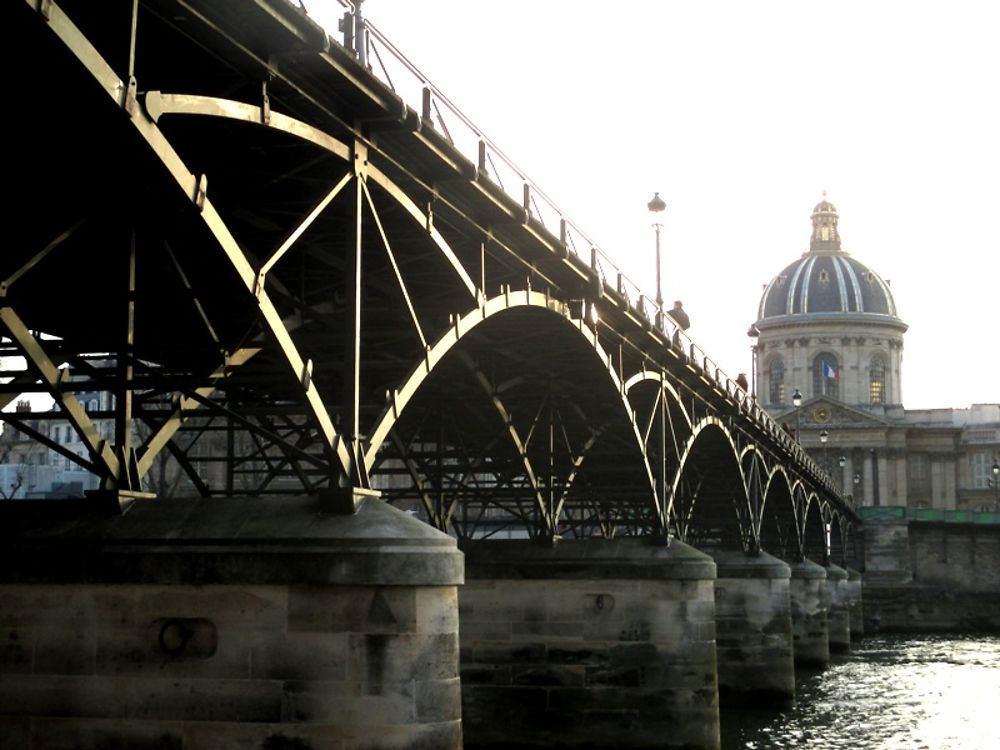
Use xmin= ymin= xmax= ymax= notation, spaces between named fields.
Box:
xmin=711 ymin=551 xmax=794 ymax=709
xmin=862 ymin=517 xmax=1000 ymax=632
xmin=787 ymin=559 xmax=829 ymax=669
xmin=0 ymin=496 xmax=464 ymax=750
xmin=459 ymin=537 xmax=720 ymax=750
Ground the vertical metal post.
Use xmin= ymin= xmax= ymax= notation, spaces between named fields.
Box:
xmin=112 ymin=229 xmax=137 ymax=489
xmin=345 ymin=150 xmax=365 ymax=488
xmin=226 ymin=415 xmax=235 ymax=495
xmin=548 ymin=403 xmax=555 ymax=538
xmin=127 ymin=0 xmax=138 ymax=78
xmin=659 ymin=388 xmax=667 ymax=530
xmin=480 ymin=240 xmax=486 ymax=298
xmin=647 ymin=192 xmax=666 ymax=312
xmin=654 ymin=222 xmax=663 ymax=310
xmin=354 ymin=0 xmax=367 ymax=66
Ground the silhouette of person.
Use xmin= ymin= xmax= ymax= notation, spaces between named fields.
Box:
xmin=666 ymin=300 xmax=690 ymax=331
xmin=736 ymin=373 xmax=749 ymax=392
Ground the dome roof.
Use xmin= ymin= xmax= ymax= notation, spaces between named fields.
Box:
xmin=756 ymin=198 xmax=901 ymax=322
xmin=813 ymin=198 xmax=837 ymax=214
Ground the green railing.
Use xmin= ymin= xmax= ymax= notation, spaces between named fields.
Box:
xmin=861 ymin=505 xmax=1000 ymax=525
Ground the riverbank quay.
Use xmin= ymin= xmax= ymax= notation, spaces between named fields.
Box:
xmin=860 ymin=506 xmax=1000 ymax=632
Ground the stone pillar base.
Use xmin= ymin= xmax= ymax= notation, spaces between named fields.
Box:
xmin=460 ymin=537 xmax=720 ymax=750
xmin=0 ymin=496 xmax=464 ymax=749
xmin=847 ymin=568 xmax=865 ymax=640
xmin=712 ymin=550 xmax=794 ymax=709
xmin=825 ymin=563 xmax=851 ymax=653
xmin=788 ymin=558 xmax=829 ymax=670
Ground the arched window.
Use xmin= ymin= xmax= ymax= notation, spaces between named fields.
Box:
xmin=768 ymin=356 xmax=785 ymax=405
xmin=812 ymin=353 xmax=840 ymax=399
xmin=870 ymin=355 xmax=886 ymax=404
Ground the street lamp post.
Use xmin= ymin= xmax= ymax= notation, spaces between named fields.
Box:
xmin=820 ymin=429 xmax=829 ymax=473
xmin=853 ymin=472 xmax=861 ymax=506
xmin=839 ymin=455 xmax=846 ymax=491
xmin=992 ymin=460 xmax=1000 ymax=511
xmin=792 ymin=388 xmax=803 ymax=442
xmin=647 ymin=192 xmax=666 ymax=315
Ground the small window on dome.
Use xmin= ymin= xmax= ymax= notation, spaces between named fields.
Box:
xmin=870 ymin=355 xmax=886 ymax=405
xmin=776 ymin=275 xmax=786 ymax=287
xmin=818 ymin=269 xmax=829 ymax=284
xmin=865 ymin=272 xmax=875 ymax=283
xmin=768 ymin=356 xmax=785 ymax=405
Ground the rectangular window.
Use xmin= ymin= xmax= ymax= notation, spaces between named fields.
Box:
xmin=908 ymin=454 xmax=928 ymax=481
xmin=870 ymin=380 xmax=883 ymax=404
xmin=971 ymin=452 xmax=992 ymax=489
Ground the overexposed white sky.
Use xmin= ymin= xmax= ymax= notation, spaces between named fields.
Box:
xmin=311 ymin=0 xmax=999 ymax=409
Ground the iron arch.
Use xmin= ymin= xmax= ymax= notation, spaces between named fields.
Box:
xmin=802 ymin=493 xmax=830 ymax=564
xmin=759 ymin=466 xmax=799 ymax=560
xmin=364 ymin=295 xmax=665 ymax=537
xmin=670 ymin=417 xmax=750 ymax=550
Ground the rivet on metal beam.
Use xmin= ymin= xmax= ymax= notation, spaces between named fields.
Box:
xmin=38 ymin=0 xmax=52 ymax=21
xmin=123 ymin=76 xmax=138 ymax=116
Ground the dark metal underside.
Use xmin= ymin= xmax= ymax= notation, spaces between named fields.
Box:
xmin=1 ymin=0 xmax=858 ymax=562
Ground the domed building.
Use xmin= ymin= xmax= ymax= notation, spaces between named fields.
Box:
xmin=750 ymin=197 xmax=999 ymax=511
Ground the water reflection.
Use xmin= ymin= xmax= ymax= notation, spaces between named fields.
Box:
xmin=721 ymin=634 xmax=1000 ymax=749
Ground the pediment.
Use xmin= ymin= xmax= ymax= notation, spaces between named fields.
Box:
xmin=775 ymin=397 xmax=893 ymax=428
xmin=799 ymin=396 xmax=893 ymax=428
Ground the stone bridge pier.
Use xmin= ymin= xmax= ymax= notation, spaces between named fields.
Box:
xmin=710 ymin=550 xmax=794 ymax=709
xmin=0 ymin=496 xmax=465 ymax=750
xmin=458 ymin=538 xmax=720 ymax=750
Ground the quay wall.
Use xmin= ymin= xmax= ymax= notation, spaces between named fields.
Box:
xmin=861 ymin=512 xmax=1000 ymax=632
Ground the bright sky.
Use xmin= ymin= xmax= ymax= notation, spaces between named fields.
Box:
xmin=311 ymin=0 xmax=999 ymax=410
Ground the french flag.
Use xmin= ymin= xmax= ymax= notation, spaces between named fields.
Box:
xmin=822 ymin=361 xmax=840 ymax=380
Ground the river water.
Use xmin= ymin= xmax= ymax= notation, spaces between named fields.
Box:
xmin=720 ymin=634 xmax=1000 ymax=749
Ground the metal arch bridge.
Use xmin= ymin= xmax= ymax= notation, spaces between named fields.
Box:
xmin=0 ymin=0 xmax=859 ymax=563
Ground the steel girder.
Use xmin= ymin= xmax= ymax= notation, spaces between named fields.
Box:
xmin=1 ymin=0 xmax=857 ymax=550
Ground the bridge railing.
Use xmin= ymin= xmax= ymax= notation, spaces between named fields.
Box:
xmin=318 ymin=4 xmax=842 ymax=502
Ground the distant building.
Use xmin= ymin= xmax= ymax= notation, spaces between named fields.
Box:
xmin=751 ymin=197 xmax=999 ymax=511
xmin=0 ymin=359 xmax=296 ymax=499
xmin=0 ymin=384 xmax=115 ymax=497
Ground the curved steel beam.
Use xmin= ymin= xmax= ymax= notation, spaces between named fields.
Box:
xmin=363 ymin=292 xmax=663 ymax=525
xmin=669 ymin=416 xmax=748 ymax=544
xmin=144 ymin=92 xmax=480 ymax=304
xmin=456 ymin=351 xmax=549 ymax=533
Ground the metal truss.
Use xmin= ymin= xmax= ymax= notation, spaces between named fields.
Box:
xmin=1 ymin=0 xmax=858 ymax=557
